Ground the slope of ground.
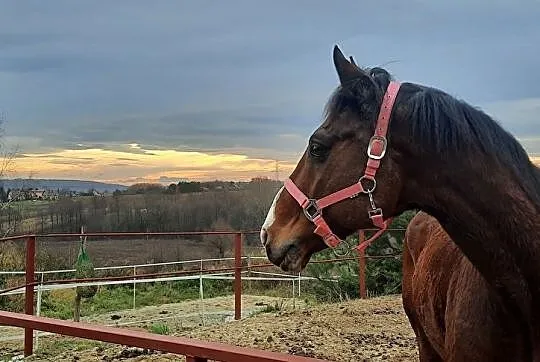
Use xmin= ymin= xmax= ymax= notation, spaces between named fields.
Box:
xmin=1 ymin=294 xmax=418 ymax=362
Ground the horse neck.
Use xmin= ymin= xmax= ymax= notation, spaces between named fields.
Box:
xmin=402 ymin=156 xmax=540 ymax=336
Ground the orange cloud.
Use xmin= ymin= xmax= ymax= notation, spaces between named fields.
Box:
xmin=12 ymin=145 xmax=297 ymax=184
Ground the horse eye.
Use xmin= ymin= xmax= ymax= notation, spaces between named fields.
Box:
xmin=308 ymin=142 xmax=328 ymax=159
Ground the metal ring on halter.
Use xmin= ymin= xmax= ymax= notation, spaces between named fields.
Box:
xmin=358 ymin=175 xmax=377 ymax=194
xmin=332 ymin=239 xmax=351 ymax=257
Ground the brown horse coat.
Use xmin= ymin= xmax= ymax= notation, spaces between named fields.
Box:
xmin=402 ymin=211 xmax=527 ymax=361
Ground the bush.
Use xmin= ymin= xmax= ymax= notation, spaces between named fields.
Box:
xmin=304 ymin=210 xmax=416 ymax=302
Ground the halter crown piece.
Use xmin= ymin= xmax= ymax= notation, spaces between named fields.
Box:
xmin=284 ymin=80 xmax=401 ymax=253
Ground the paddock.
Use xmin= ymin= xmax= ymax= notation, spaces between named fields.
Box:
xmin=1 ymin=294 xmax=418 ymax=361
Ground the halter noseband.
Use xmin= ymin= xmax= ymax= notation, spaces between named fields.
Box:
xmin=284 ymin=81 xmax=401 ymax=252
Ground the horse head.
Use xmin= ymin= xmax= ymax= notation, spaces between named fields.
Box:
xmin=260 ymin=46 xmax=409 ymax=273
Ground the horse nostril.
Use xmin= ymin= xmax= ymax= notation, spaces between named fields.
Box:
xmin=260 ymin=228 xmax=268 ymax=246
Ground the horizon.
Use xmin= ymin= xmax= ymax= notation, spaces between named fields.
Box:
xmin=2 ymin=2 xmax=540 ymax=184
xmin=4 ymin=152 xmax=540 ymax=188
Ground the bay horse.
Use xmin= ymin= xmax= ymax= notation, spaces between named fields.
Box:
xmin=260 ymin=45 xmax=540 ymax=361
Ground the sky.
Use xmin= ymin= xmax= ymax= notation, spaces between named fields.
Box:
xmin=1 ymin=0 xmax=539 ymax=185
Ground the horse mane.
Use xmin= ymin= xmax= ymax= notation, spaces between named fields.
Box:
xmin=407 ymin=86 xmax=540 ymax=206
xmin=323 ymin=66 xmax=540 ymax=206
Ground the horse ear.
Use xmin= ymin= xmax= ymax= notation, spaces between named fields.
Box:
xmin=349 ymin=56 xmax=357 ymax=66
xmin=333 ymin=45 xmax=363 ymax=85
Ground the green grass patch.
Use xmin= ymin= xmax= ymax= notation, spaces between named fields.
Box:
xmin=40 ymin=279 xmax=233 ymax=320
xmin=149 ymin=322 xmax=170 ymax=335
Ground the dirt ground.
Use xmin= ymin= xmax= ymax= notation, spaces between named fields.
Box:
xmin=0 ymin=295 xmax=303 ymax=343
xmin=1 ymin=294 xmax=418 ymax=362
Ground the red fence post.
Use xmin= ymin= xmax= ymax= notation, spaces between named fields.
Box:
xmin=24 ymin=235 xmax=36 ymax=357
xmin=357 ymin=231 xmax=367 ymax=299
xmin=234 ymin=233 xmax=242 ymax=320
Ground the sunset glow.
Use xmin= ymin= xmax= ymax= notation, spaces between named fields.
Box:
xmin=12 ymin=145 xmax=297 ymax=185
xmin=11 ymin=145 xmax=539 ymax=186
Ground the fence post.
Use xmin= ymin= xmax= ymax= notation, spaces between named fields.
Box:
xmin=292 ymin=279 xmax=296 ymax=309
xmin=199 ymin=259 xmax=205 ymax=326
xmin=24 ymin=235 xmax=36 ymax=357
xmin=132 ymin=266 xmax=136 ymax=309
xmin=35 ymin=272 xmax=44 ymax=350
xmin=247 ymin=255 xmax=251 ymax=292
xmin=234 ymin=233 xmax=242 ymax=320
xmin=358 ymin=231 xmax=367 ymax=299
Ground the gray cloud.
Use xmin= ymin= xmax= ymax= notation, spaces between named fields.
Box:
xmin=1 ymin=0 xmax=540 ymax=163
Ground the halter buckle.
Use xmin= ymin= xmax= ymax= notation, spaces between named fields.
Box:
xmin=303 ymin=199 xmax=321 ymax=222
xmin=368 ymin=207 xmax=383 ymax=218
xmin=367 ymin=135 xmax=387 ymax=160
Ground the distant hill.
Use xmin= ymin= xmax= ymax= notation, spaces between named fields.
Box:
xmin=0 ymin=179 xmax=128 ymax=193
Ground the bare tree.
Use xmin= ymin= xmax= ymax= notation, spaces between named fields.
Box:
xmin=0 ymin=112 xmax=23 ymax=237
xmin=204 ymin=217 xmax=234 ymax=259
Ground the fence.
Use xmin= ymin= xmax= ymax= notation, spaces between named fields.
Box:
xmin=0 ymin=258 xmax=317 ymax=347
xmin=0 ymin=229 xmax=404 ymax=360
xmin=0 ymin=256 xmax=311 ymax=306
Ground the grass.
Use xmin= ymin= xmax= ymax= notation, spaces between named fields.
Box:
xmin=40 ymin=279 xmax=234 ymax=320
xmin=35 ymin=274 xmax=306 ymax=321
xmin=249 ymin=299 xmax=287 ymax=317
xmin=1 ymin=266 xmax=323 ymax=322
xmin=149 ymin=322 xmax=170 ymax=335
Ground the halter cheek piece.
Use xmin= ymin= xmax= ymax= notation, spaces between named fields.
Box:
xmin=284 ymin=81 xmax=401 ymax=252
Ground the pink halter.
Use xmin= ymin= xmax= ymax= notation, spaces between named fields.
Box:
xmin=284 ymin=81 xmax=401 ymax=252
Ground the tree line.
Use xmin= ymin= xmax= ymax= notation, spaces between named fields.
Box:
xmin=1 ymin=178 xmax=282 ymax=243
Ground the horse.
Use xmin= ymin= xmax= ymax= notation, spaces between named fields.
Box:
xmin=402 ymin=211 xmax=525 ymax=360
xmin=259 ymin=45 xmax=540 ymax=361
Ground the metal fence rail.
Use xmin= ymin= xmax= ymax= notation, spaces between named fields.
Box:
xmin=0 ymin=310 xmax=326 ymax=362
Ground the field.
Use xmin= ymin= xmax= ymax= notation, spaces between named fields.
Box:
xmin=0 ymin=294 xmax=418 ymax=362
xmin=38 ymin=237 xmax=232 ymax=268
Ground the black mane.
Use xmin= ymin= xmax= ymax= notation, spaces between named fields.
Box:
xmin=323 ymin=67 xmax=540 ymax=206
xmin=407 ymin=86 xmax=540 ymax=206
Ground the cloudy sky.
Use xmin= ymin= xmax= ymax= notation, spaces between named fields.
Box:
xmin=1 ymin=0 xmax=539 ymax=185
